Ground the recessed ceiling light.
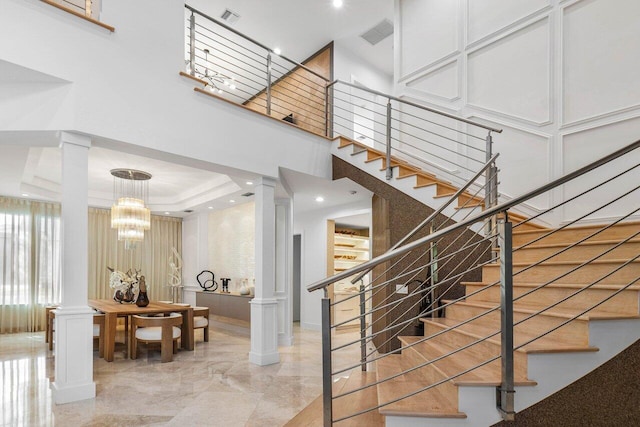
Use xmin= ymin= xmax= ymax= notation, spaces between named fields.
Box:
xmin=208 ymin=206 xmax=213 ymax=210
xmin=273 ymin=47 xmax=281 ymax=55
xmin=315 ymin=196 xmax=325 ymax=202
xmin=21 ymin=193 xmax=29 ymax=197
xmin=333 ymin=0 xmax=344 ymax=8
xmin=164 ymin=211 xmax=170 ymax=215
xmin=246 ymin=181 xmax=253 ymax=185
xmin=229 ymin=199 xmax=236 ymax=203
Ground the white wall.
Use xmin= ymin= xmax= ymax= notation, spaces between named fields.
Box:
xmin=0 ymin=0 xmax=332 ymax=182
xmin=295 ymin=199 xmax=371 ymax=330
xmin=182 ymin=211 xmax=209 ymax=305
xmin=208 ymin=202 xmax=255 ymax=293
xmin=394 ymin=0 xmax=640 ymax=225
xmin=334 ymin=42 xmax=393 ymax=94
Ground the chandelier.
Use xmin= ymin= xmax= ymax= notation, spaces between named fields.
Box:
xmin=187 ymin=48 xmax=236 ymax=94
xmin=110 ymin=169 xmax=151 ymax=249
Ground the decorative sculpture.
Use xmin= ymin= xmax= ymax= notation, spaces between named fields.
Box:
xmin=168 ymin=247 xmax=183 ymax=287
xmin=197 ymin=270 xmax=217 ymax=292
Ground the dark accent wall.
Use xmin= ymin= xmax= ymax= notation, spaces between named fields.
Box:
xmin=493 ymin=339 xmax=640 ymax=426
xmin=333 ymin=156 xmax=490 ymax=353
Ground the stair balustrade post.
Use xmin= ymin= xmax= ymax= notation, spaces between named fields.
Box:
xmin=321 ymin=291 xmax=333 ymax=427
xmin=188 ymin=12 xmax=196 ymax=76
xmin=497 ymin=218 xmax=516 ymax=421
xmin=266 ymin=53 xmax=272 ymax=116
xmin=429 ymin=222 xmax=438 ymax=318
xmin=385 ymin=99 xmax=392 ymax=180
xmin=324 ymin=84 xmax=330 ymax=137
xmin=359 ymin=280 xmax=367 ymax=371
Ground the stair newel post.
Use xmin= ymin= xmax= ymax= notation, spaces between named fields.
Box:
xmin=497 ymin=217 xmax=516 ymax=421
xmin=321 ymin=289 xmax=333 ymax=427
xmin=266 ymin=53 xmax=272 ymax=116
xmin=188 ymin=11 xmax=196 ymax=76
xmin=485 ymin=131 xmax=499 ymax=247
xmin=385 ymin=99 xmax=393 ymax=180
xmin=359 ymin=280 xmax=367 ymax=372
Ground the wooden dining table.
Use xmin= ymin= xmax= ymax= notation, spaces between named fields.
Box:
xmin=88 ymin=299 xmax=194 ymax=362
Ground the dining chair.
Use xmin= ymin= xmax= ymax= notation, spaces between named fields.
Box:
xmin=46 ymin=307 xmax=57 ymax=351
xmin=48 ymin=309 xmax=105 ymax=357
xmin=192 ymin=306 xmax=210 ymax=342
xmin=130 ymin=313 xmax=183 ymax=363
xmin=93 ymin=313 xmax=105 ymax=358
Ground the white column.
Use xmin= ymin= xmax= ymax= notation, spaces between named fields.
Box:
xmin=249 ymin=177 xmax=280 ymax=366
xmin=275 ymin=198 xmax=294 ymax=346
xmin=51 ymin=132 xmax=96 ymax=404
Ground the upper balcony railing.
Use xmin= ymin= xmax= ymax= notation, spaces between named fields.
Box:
xmin=183 ymin=4 xmax=501 ymax=194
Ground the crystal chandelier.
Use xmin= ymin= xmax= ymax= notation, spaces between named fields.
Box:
xmin=110 ymin=169 xmax=151 ymax=249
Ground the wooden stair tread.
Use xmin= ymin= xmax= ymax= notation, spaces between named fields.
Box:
xmin=513 ymin=220 xmax=640 ymax=236
xmin=463 ymin=280 xmax=640 ymax=292
xmin=453 ymin=299 xmax=640 ymax=321
xmin=285 ymin=371 xmax=383 ymax=427
xmin=485 ymin=258 xmax=640 ymax=268
xmin=423 ymin=317 xmax=599 ymax=354
xmin=514 ymin=237 xmax=640 ymax=250
xmin=512 ymin=221 xmax=639 ymax=241
xmin=376 ymin=355 xmax=466 ymax=418
xmin=399 ymin=336 xmax=536 ymax=387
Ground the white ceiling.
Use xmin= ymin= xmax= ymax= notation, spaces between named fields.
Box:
xmin=1 ymin=1 xmax=391 ymax=217
xmin=188 ymin=0 xmax=394 ymax=75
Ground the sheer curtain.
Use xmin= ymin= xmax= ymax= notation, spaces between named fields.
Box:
xmin=0 ymin=197 xmax=61 ymax=333
xmin=0 ymin=199 xmax=182 ymax=334
xmin=88 ymin=208 xmax=182 ymax=301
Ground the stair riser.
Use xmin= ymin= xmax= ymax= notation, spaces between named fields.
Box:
xmin=512 ymin=223 xmax=640 ymax=246
xmin=464 ymin=284 xmax=640 ymax=315
xmin=512 ymin=242 xmax=640 ymax=263
xmin=422 ymin=322 xmax=528 ymax=378
xmin=445 ymin=304 xmax=589 ymax=346
xmin=482 ymin=262 xmax=640 ymax=285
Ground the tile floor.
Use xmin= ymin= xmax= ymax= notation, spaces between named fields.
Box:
xmin=0 ymin=320 xmax=359 ymax=426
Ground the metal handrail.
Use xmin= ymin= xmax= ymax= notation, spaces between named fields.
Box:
xmin=350 ymin=153 xmax=499 ymax=285
xmin=185 ymin=5 xmax=330 ymax=83
xmin=308 ymin=138 xmax=640 ymax=292
xmin=327 ymin=79 xmax=503 ymax=134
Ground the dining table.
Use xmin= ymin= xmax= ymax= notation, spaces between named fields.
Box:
xmin=88 ymin=299 xmax=194 ymax=362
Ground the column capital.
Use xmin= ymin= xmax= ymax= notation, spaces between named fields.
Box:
xmin=255 ymin=176 xmax=277 ymax=188
xmin=59 ymin=131 xmax=92 ymax=149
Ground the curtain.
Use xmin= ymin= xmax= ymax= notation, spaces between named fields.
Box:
xmin=88 ymin=208 xmax=182 ymax=302
xmin=0 ymin=199 xmax=182 ymax=334
xmin=0 ymin=197 xmax=61 ymax=333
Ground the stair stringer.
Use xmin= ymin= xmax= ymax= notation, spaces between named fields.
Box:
xmin=331 ymin=141 xmax=485 ymax=234
xmin=384 ymin=318 xmax=640 ymax=427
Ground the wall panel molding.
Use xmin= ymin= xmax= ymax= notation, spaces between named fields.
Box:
xmin=465 ymin=0 xmax=551 ymax=49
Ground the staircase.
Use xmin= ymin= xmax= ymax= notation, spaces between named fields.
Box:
xmin=377 ymin=220 xmax=640 ymax=426
xmin=305 ymin=139 xmax=640 ymax=426
xmin=331 ymin=136 xmax=544 ymax=233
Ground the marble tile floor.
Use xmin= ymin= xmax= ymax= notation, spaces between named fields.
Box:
xmin=0 ymin=321 xmax=361 ymax=427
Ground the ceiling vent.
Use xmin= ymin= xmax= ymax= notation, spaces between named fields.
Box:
xmin=360 ymin=19 xmax=394 ymax=46
xmin=183 ymin=209 xmax=194 ymax=213
xmin=241 ymin=192 xmax=254 ymax=197
xmin=220 ymin=8 xmax=240 ymax=24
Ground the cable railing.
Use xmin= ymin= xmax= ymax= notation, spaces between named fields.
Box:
xmin=308 ymin=139 xmax=640 ymax=425
xmin=183 ymin=5 xmax=502 ymax=199
xmin=184 ymin=5 xmax=330 ymax=136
